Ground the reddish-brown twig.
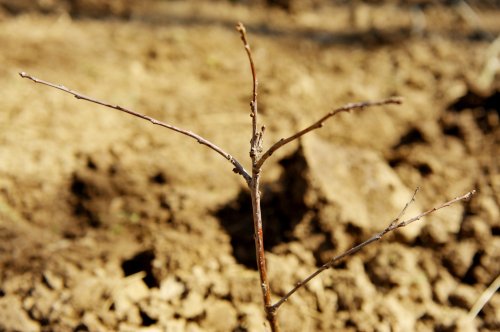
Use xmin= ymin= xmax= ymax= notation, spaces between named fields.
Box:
xmin=271 ymin=189 xmax=476 ymax=311
xmin=236 ymin=22 xmax=277 ymax=331
xmin=18 ymin=72 xmax=251 ymax=184
xmin=256 ymin=97 xmax=402 ymax=169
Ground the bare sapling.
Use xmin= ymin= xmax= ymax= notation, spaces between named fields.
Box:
xmin=20 ymin=22 xmax=475 ymax=332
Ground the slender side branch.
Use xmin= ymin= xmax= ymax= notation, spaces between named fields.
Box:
xmin=19 ymin=72 xmax=251 ymax=184
xmin=271 ymin=189 xmax=476 ymax=311
xmin=256 ymin=97 xmax=402 ymax=169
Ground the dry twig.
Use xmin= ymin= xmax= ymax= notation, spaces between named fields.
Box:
xmin=18 ymin=72 xmax=252 ymax=184
xmin=272 ymin=189 xmax=476 ymax=311
xmin=256 ymin=97 xmax=402 ymax=169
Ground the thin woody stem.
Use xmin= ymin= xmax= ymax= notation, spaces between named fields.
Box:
xmin=271 ymin=189 xmax=476 ymax=311
xmin=236 ymin=23 xmax=278 ymax=331
xmin=250 ymin=171 xmax=278 ymax=329
xmin=256 ymin=97 xmax=402 ymax=169
xmin=19 ymin=72 xmax=251 ymax=184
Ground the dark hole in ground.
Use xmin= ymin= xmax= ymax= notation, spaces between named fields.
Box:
xmin=74 ymin=323 xmax=90 ymax=332
xmin=416 ymin=162 xmax=433 ymax=176
xmin=345 ymin=318 xmax=356 ymax=328
xmin=441 ymin=123 xmax=463 ymax=138
xmin=70 ymin=175 xmax=92 ymax=200
xmin=140 ymin=309 xmax=157 ymax=326
xmin=215 ymin=147 xmax=310 ymax=269
xmin=150 ymin=171 xmax=168 ymax=185
xmin=121 ymin=250 xmax=159 ymax=288
xmin=86 ymin=157 xmax=98 ymax=170
xmin=346 ymin=222 xmax=363 ymax=237
xmin=462 ymin=251 xmax=483 ymax=285
xmin=73 ymin=203 xmax=100 ymax=228
xmin=313 ymin=237 xmax=335 ymax=266
xmin=392 ymin=127 xmax=427 ymax=149
xmin=448 ymin=89 xmax=500 ymax=134
xmin=449 ymin=89 xmax=500 ymax=112
xmin=32 ymin=315 xmax=49 ymax=327
xmin=69 ymin=173 xmax=103 ymax=228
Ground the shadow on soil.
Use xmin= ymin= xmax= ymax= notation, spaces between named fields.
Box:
xmin=215 ymin=150 xmax=310 ymax=269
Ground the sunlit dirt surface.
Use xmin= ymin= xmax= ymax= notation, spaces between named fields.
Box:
xmin=0 ymin=1 xmax=499 ymax=331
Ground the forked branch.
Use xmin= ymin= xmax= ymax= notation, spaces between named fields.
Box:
xmin=257 ymin=97 xmax=402 ymax=168
xmin=18 ymin=72 xmax=252 ymax=184
xmin=271 ymin=189 xmax=476 ymax=311
xmin=236 ymin=22 xmax=276 ymax=330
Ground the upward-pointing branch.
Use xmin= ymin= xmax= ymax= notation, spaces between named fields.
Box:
xmin=256 ymin=97 xmax=402 ymax=169
xmin=271 ymin=189 xmax=476 ymax=311
xmin=236 ymin=22 xmax=262 ymax=161
xmin=19 ymin=72 xmax=252 ymax=184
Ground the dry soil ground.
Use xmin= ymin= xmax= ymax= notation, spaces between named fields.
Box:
xmin=0 ymin=1 xmax=499 ymax=331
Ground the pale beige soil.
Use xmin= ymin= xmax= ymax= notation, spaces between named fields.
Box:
xmin=0 ymin=1 xmax=499 ymax=331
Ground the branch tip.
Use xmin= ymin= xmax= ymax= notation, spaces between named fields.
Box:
xmin=236 ymin=22 xmax=246 ymax=34
xmin=387 ymin=96 xmax=403 ymax=104
xmin=466 ymin=189 xmax=476 ymax=199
